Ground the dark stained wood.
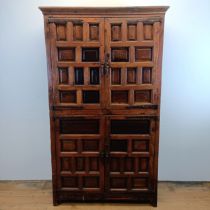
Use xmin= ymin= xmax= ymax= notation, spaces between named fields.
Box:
xmin=40 ymin=6 xmax=168 ymax=207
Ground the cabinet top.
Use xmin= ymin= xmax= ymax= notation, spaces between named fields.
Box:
xmin=39 ymin=6 xmax=169 ymax=16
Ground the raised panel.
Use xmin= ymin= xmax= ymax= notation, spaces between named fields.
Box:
xmin=132 ymin=178 xmax=148 ymax=189
xmin=127 ymin=24 xmax=137 ymax=40
xmin=144 ymin=24 xmax=153 ymax=40
xmin=134 ymin=90 xmax=151 ymax=103
xmin=83 ymin=90 xmax=100 ymax=103
xmin=132 ymin=140 xmax=149 ymax=152
xmin=61 ymin=177 xmax=78 ymax=188
xmin=110 ymin=158 xmax=121 ymax=172
xmin=135 ymin=47 xmax=152 ymax=61
xmin=56 ymin=24 xmax=66 ymax=41
xmin=58 ymin=48 xmax=75 ymax=61
xmin=61 ymin=140 xmax=77 ymax=152
xmin=82 ymin=140 xmax=99 ymax=151
xmin=111 ymin=24 xmax=121 ymax=41
xmin=139 ymin=158 xmax=149 ymax=172
xmin=111 ymin=68 xmax=121 ymax=85
xmin=60 ymin=119 xmax=99 ymax=134
xmin=58 ymin=68 xmax=68 ymax=84
xmin=110 ymin=140 xmax=127 ymax=152
xmin=89 ymin=157 xmax=99 ymax=171
xmin=82 ymin=48 xmax=99 ymax=62
xmin=83 ymin=177 xmax=99 ymax=188
xmin=90 ymin=67 xmax=100 ymax=85
xmin=110 ymin=177 xmax=127 ymax=189
xmin=142 ymin=67 xmax=152 ymax=84
xmin=124 ymin=158 xmax=134 ymax=172
xmin=74 ymin=67 xmax=84 ymax=85
xmin=111 ymin=119 xmax=150 ymax=134
xmin=73 ymin=23 xmax=83 ymax=41
xmin=60 ymin=91 xmax=76 ymax=103
xmin=89 ymin=24 xmax=99 ymax=40
xmin=111 ymin=47 xmax=129 ymax=62
xmin=76 ymin=157 xmax=85 ymax=171
xmin=111 ymin=90 xmax=128 ymax=103
xmin=127 ymin=68 xmax=137 ymax=84
xmin=61 ymin=158 xmax=70 ymax=171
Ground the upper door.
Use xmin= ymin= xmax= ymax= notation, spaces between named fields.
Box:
xmin=49 ymin=17 xmax=162 ymax=111
xmin=49 ymin=17 xmax=105 ymax=110
xmin=104 ymin=18 xmax=162 ymax=110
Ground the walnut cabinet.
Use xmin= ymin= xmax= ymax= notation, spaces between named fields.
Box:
xmin=40 ymin=6 xmax=168 ymax=206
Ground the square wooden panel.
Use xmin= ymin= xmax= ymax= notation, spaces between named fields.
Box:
xmin=144 ymin=24 xmax=153 ymax=40
xmin=127 ymin=24 xmax=137 ymax=40
xmin=83 ymin=90 xmax=100 ymax=103
xmin=61 ymin=157 xmax=71 ymax=171
xmin=111 ymin=68 xmax=121 ymax=85
xmin=132 ymin=140 xmax=149 ymax=152
xmin=61 ymin=140 xmax=77 ymax=152
xmin=134 ymin=90 xmax=151 ymax=103
xmin=110 ymin=158 xmax=121 ymax=172
xmin=89 ymin=157 xmax=99 ymax=171
xmin=111 ymin=24 xmax=121 ymax=41
xmin=135 ymin=47 xmax=152 ymax=61
xmin=142 ymin=67 xmax=152 ymax=84
xmin=90 ymin=67 xmax=100 ymax=85
xmin=60 ymin=119 xmax=99 ymax=134
xmin=60 ymin=91 xmax=76 ymax=103
xmin=124 ymin=157 xmax=134 ymax=172
xmin=127 ymin=68 xmax=137 ymax=84
xmin=89 ymin=24 xmax=99 ymax=40
xmin=111 ymin=90 xmax=128 ymax=103
xmin=110 ymin=140 xmax=127 ymax=152
xmin=58 ymin=48 xmax=75 ymax=61
xmin=110 ymin=177 xmax=127 ymax=189
xmin=74 ymin=67 xmax=84 ymax=85
xmin=56 ymin=24 xmax=66 ymax=41
xmin=82 ymin=48 xmax=99 ymax=62
xmin=73 ymin=23 xmax=83 ymax=41
xmin=132 ymin=178 xmax=148 ymax=189
xmin=58 ymin=68 xmax=68 ymax=84
xmin=139 ymin=158 xmax=149 ymax=172
xmin=61 ymin=177 xmax=78 ymax=188
xmin=76 ymin=157 xmax=85 ymax=171
xmin=111 ymin=119 xmax=150 ymax=134
xmin=83 ymin=176 xmax=99 ymax=188
xmin=111 ymin=47 xmax=129 ymax=62
xmin=82 ymin=140 xmax=99 ymax=151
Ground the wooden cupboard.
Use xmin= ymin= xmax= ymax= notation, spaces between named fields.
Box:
xmin=39 ymin=6 xmax=168 ymax=206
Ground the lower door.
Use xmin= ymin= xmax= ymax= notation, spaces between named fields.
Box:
xmin=55 ymin=115 xmax=105 ymax=201
xmin=104 ymin=116 xmax=156 ymax=201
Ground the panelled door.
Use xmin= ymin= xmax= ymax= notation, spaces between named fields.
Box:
xmin=104 ymin=18 xmax=161 ymax=109
xmin=51 ymin=17 xmax=105 ymax=109
xmin=56 ymin=116 xmax=105 ymax=196
xmin=105 ymin=116 xmax=156 ymax=196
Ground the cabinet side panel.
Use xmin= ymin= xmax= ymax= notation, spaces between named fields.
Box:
xmin=43 ymin=16 xmax=58 ymax=205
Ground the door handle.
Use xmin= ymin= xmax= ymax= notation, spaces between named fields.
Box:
xmin=103 ymin=53 xmax=110 ymax=76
